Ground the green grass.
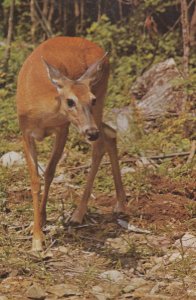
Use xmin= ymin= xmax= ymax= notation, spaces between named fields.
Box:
xmin=0 ymin=88 xmax=195 ymax=207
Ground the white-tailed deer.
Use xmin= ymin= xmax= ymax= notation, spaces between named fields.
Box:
xmin=16 ymin=37 xmax=126 ymax=251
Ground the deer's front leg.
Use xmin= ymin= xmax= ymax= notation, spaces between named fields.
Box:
xmin=102 ymin=123 xmax=127 ymax=214
xmin=23 ymin=135 xmax=43 ymax=251
xmin=70 ymin=138 xmax=105 ymax=224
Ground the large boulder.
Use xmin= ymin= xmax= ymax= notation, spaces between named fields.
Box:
xmin=106 ymin=58 xmax=186 ymax=133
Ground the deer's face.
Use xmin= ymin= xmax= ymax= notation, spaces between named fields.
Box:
xmin=43 ymin=54 xmax=107 ymax=141
xmin=58 ymin=81 xmax=99 ymax=141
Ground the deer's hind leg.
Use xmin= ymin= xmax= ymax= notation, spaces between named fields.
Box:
xmin=40 ymin=126 xmax=69 ymax=226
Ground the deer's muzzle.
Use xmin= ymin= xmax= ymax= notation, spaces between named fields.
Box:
xmin=85 ymin=128 xmax=99 ymax=141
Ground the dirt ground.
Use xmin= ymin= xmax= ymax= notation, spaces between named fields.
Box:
xmin=0 ymin=174 xmax=196 ymax=300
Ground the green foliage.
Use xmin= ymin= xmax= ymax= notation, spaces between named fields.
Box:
xmin=2 ymin=0 xmax=21 ymax=8
xmin=87 ymin=13 xmax=182 ymax=108
xmin=123 ymin=168 xmax=152 ymax=197
xmin=0 ymin=94 xmax=21 ymax=157
xmin=0 ymin=40 xmax=32 ymax=93
xmin=0 ymin=96 xmax=18 ymax=135
xmin=143 ymin=0 xmax=179 ymax=11
xmin=0 ymin=0 xmax=194 ymax=199
xmin=183 ymin=70 xmax=196 ymax=100
xmin=119 ymin=116 xmax=191 ymax=157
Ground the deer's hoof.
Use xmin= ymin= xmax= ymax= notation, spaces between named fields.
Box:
xmin=113 ymin=202 xmax=127 ymax=215
xmin=32 ymin=238 xmax=43 ymax=252
xmin=70 ymin=209 xmax=85 ymax=225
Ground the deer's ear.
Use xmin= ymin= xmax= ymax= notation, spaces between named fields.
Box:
xmin=78 ymin=52 xmax=108 ymax=85
xmin=42 ymin=57 xmax=71 ymax=88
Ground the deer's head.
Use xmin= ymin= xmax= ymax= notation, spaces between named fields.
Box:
xmin=43 ymin=54 xmax=107 ymax=141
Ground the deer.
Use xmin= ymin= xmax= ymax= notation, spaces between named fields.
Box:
xmin=16 ymin=36 xmax=126 ymax=251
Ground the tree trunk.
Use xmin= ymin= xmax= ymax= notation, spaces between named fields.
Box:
xmin=118 ymin=0 xmax=123 ymax=20
xmin=3 ymin=0 xmax=15 ymax=84
xmin=30 ymin=0 xmax=37 ymax=45
xmin=62 ymin=0 xmax=67 ymax=35
xmin=74 ymin=0 xmax=80 ymax=33
xmin=34 ymin=0 xmax=53 ymax=38
xmin=80 ymin=0 xmax=85 ymax=32
xmin=43 ymin=0 xmax=49 ymax=19
xmin=48 ymin=0 xmax=55 ymax=26
xmin=97 ymin=0 xmax=101 ymax=21
xmin=181 ymin=0 xmax=190 ymax=78
xmin=190 ymin=0 xmax=196 ymax=46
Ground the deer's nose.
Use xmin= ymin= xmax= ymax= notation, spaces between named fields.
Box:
xmin=85 ymin=128 xmax=99 ymax=141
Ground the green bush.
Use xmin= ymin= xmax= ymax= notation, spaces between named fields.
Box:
xmin=86 ymin=14 xmax=183 ymax=108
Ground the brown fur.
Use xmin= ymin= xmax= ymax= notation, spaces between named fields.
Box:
xmin=16 ymin=37 xmax=126 ymax=251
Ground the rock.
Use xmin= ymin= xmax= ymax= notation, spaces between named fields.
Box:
xmin=165 ymin=281 xmax=183 ymax=293
xmin=116 ymin=112 xmax=130 ymax=132
xmin=139 ymin=295 xmax=170 ymax=300
xmin=58 ymin=246 xmax=69 ymax=254
xmin=91 ymin=286 xmax=110 ymax=300
xmin=53 ymin=174 xmax=65 ymax=184
xmin=0 ymin=296 xmax=8 ymax=300
xmin=164 ymin=251 xmax=182 ymax=263
xmin=150 ymin=282 xmax=166 ymax=295
xmin=147 ymin=236 xmax=171 ymax=252
xmin=184 ymin=275 xmax=196 ymax=284
xmin=131 ymin=286 xmax=154 ymax=298
xmin=187 ymin=289 xmax=196 ymax=297
xmin=142 ymin=262 xmax=153 ymax=271
xmin=0 ymin=151 xmax=24 ymax=167
xmin=92 ymin=286 xmax=104 ymax=293
xmin=26 ymin=283 xmax=46 ymax=299
xmin=123 ymin=277 xmax=148 ymax=292
xmin=105 ymin=237 xmax=128 ymax=253
xmin=174 ymin=232 xmax=196 ymax=249
xmin=47 ymin=284 xmax=80 ymax=297
xmin=105 ymin=58 xmax=186 ymax=134
xmin=131 ymin=58 xmax=185 ymax=120
xmin=92 ymin=294 xmax=109 ymax=300
xmin=99 ymin=270 xmax=124 ymax=282
xmin=146 ymin=262 xmax=162 ymax=278
xmin=123 ymin=285 xmax=135 ymax=293
xmin=121 ymin=166 xmax=136 ymax=175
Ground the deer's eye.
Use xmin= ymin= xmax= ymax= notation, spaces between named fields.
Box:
xmin=56 ymin=83 xmax=63 ymax=89
xmin=67 ymin=98 xmax=76 ymax=108
xmin=92 ymin=98 xmax=96 ymax=106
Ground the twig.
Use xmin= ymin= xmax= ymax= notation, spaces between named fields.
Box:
xmin=67 ymin=151 xmax=191 ymax=172
xmin=77 ymin=235 xmax=103 ymax=243
xmin=187 ymin=140 xmax=196 ymax=163
xmin=34 ymin=0 xmax=53 ymax=37
xmin=163 ymin=0 xmax=195 ymax=36
xmin=37 ymin=151 xmax=191 ymax=177
xmin=181 ymin=0 xmax=190 ymax=78
xmin=44 ymin=239 xmax=57 ymax=254
xmin=146 ymin=151 xmax=190 ymax=159
xmin=38 ymin=163 xmax=45 ymax=178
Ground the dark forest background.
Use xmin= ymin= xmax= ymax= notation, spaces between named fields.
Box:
xmin=0 ymin=0 xmax=195 ymax=105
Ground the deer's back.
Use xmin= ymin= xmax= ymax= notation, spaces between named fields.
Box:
xmin=16 ymin=37 xmax=108 ymax=116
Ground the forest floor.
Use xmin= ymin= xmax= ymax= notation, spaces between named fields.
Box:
xmin=0 ymin=166 xmax=196 ymax=300
xmin=0 ymin=94 xmax=196 ymax=299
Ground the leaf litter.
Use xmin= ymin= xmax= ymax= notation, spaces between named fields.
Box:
xmin=0 ymin=173 xmax=196 ymax=299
